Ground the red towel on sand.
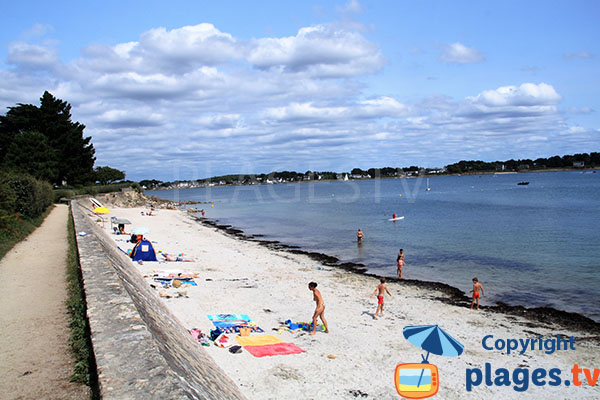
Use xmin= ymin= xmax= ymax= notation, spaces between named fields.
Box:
xmin=244 ymin=342 xmax=306 ymax=357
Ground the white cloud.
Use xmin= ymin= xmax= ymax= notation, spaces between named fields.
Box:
xmin=1 ymin=20 xmax=595 ymax=180
xmin=247 ymin=25 xmax=384 ymax=77
xmin=567 ymin=106 xmax=594 ymax=114
xmin=77 ymin=24 xmax=242 ymax=76
xmin=563 ymin=51 xmax=593 ymax=60
xmin=7 ymin=42 xmax=59 ymax=70
xmin=440 ymin=42 xmax=484 ymax=64
xmin=24 ymin=24 xmax=54 ymax=39
xmin=338 ymin=0 xmax=363 ymax=14
xmin=136 ymin=24 xmax=242 ymax=69
xmin=469 ymin=83 xmax=561 ymax=107
xmin=567 ymin=126 xmax=586 ymax=134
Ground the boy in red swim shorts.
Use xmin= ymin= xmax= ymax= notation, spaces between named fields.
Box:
xmin=370 ymin=278 xmax=392 ymax=320
xmin=470 ymin=277 xmax=485 ymax=310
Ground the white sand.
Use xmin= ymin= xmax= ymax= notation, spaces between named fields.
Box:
xmin=97 ymin=207 xmax=600 ymax=399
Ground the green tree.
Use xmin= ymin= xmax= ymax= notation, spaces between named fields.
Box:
xmin=0 ymin=104 xmax=41 ymax=162
xmin=139 ymin=179 xmax=163 ymax=189
xmin=2 ymin=131 xmax=58 ymax=182
xmin=39 ymin=92 xmax=95 ymax=185
xmin=0 ymin=91 xmax=95 ymax=185
xmin=94 ymin=166 xmax=125 ymax=185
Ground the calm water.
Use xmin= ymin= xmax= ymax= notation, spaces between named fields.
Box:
xmin=149 ymin=171 xmax=600 ymax=321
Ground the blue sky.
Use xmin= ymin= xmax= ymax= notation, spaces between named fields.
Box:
xmin=1 ymin=0 xmax=598 ymax=181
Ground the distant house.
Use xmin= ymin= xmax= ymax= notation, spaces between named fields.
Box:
xmin=518 ymin=164 xmax=530 ymax=170
xmin=573 ymin=161 xmax=585 ymax=168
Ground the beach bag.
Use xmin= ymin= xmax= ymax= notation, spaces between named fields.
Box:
xmin=239 ymin=327 xmax=251 ymax=336
xmin=229 ymin=345 xmax=242 ymax=354
xmin=210 ymin=328 xmax=222 ymax=341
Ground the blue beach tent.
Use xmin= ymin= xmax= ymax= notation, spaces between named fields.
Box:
xmin=130 ymin=239 xmax=157 ymax=261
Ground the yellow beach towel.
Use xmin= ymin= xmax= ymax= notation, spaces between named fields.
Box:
xmin=235 ymin=335 xmax=284 ymax=346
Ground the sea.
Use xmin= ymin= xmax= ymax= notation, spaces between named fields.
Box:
xmin=148 ymin=170 xmax=600 ymax=322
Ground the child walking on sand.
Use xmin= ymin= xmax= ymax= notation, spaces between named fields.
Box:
xmin=370 ymin=278 xmax=392 ymax=319
xmin=470 ymin=277 xmax=485 ymax=310
xmin=308 ymin=282 xmax=329 ymax=335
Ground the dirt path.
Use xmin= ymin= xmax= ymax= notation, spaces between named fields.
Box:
xmin=0 ymin=204 xmax=89 ymax=400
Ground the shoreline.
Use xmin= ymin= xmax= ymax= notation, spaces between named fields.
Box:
xmin=93 ymin=203 xmax=600 ymax=399
xmin=197 ymin=215 xmax=600 ymax=334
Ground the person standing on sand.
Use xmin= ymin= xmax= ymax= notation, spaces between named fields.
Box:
xmin=357 ymin=228 xmax=364 ymax=242
xmin=470 ymin=277 xmax=484 ymax=310
xmin=308 ymin=282 xmax=329 ymax=335
xmin=370 ymin=278 xmax=392 ymax=319
xmin=396 ymin=249 xmax=405 ymax=279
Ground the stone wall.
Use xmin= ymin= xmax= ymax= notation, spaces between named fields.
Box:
xmin=72 ymin=200 xmax=247 ymax=400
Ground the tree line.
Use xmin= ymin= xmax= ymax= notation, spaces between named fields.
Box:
xmin=445 ymin=153 xmax=600 ymax=174
xmin=0 ymin=91 xmax=125 ymax=186
xmin=145 ymin=153 xmax=599 ymax=189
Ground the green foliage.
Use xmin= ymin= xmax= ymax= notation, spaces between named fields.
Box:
xmin=444 ymin=152 xmax=599 ymax=173
xmin=139 ymin=179 xmax=163 ymax=189
xmin=65 ymin=209 xmax=95 ymax=387
xmin=0 ymin=171 xmax=53 ymax=219
xmin=53 ymin=181 xmax=140 ymax=202
xmin=94 ymin=166 xmax=125 ymax=185
xmin=2 ymin=131 xmax=58 ymax=182
xmin=0 ymin=170 xmax=53 ymax=259
xmin=0 ymin=91 xmax=96 ymax=185
xmin=53 ymin=189 xmax=77 ymax=203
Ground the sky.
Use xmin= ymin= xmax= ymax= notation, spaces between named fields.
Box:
xmin=1 ymin=0 xmax=599 ymax=181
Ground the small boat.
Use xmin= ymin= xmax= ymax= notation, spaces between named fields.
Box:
xmin=517 ymin=181 xmax=530 ymax=186
xmin=426 ymin=178 xmax=431 ymax=191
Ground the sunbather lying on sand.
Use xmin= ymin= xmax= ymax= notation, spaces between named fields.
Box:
xmin=165 ymin=272 xmax=199 ymax=278
xmin=161 ymin=253 xmax=195 ymax=262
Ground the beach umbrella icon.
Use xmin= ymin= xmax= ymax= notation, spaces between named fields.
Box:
xmin=131 ymin=226 xmax=150 ymax=235
xmin=403 ymin=325 xmax=464 ymax=387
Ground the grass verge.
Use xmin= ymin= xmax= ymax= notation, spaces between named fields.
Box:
xmin=65 ymin=205 xmax=99 ymax=398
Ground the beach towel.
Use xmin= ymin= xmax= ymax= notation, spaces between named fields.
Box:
xmin=207 ymin=314 xmax=251 ymax=322
xmin=219 ymin=325 xmax=264 ymax=334
xmin=243 ymin=343 xmax=306 ymax=358
xmin=208 ymin=314 xmax=263 ymax=333
xmin=235 ymin=335 xmax=283 ymax=347
xmin=211 ymin=320 xmax=251 ymax=328
xmin=153 ymin=278 xmax=197 ymax=286
xmin=285 ymin=320 xmax=315 ymax=331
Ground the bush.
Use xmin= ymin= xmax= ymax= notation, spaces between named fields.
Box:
xmin=53 ymin=181 xmax=140 ymax=202
xmin=0 ymin=172 xmax=53 ymax=219
xmin=54 ymin=189 xmax=77 ymax=203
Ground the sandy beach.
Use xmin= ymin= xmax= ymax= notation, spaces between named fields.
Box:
xmin=95 ymin=205 xmax=600 ymax=399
